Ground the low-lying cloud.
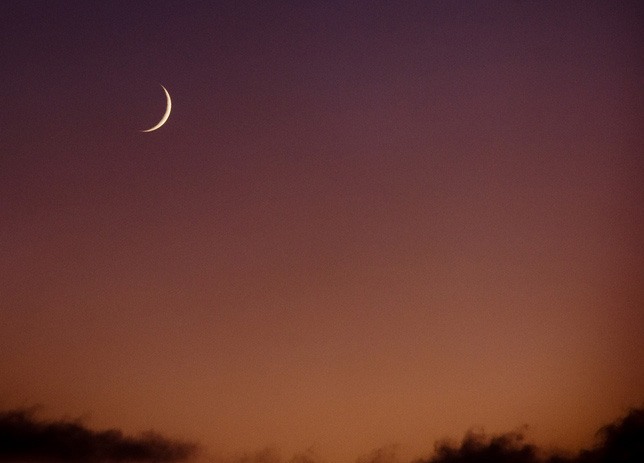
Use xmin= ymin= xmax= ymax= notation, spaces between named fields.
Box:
xmin=0 ymin=407 xmax=641 ymax=463
xmin=412 ymin=407 xmax=644 ymax=463
xmin=0 ymin=408 xmax=198 ymax=462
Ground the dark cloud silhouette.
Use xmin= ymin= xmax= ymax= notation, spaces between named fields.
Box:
xmin=0 ymin=408 xmax=198 ymax=462
xmin=413 ymin=407 xmax=644 ymax=463
xmin=576 ymin=407 xmax=644 ymax=463
xmin=1 ymin=407 xmax=641 ymax=463
xmin=419 ymin=429 xmax=539 ymax=463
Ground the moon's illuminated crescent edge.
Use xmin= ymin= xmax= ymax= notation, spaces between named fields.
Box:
xmin=141 ymin=85 xmax=172 ymax=132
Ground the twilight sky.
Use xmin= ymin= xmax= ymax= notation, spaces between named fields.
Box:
xmin=0 ymin=1 xmax=642 ymax=462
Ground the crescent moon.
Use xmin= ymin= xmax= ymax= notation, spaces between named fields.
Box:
xmin=141 ymin=84 xmax=172 ymax=132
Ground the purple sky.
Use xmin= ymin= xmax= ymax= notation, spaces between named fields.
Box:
xmin=1 ymin=1 xmax=642 ymax=461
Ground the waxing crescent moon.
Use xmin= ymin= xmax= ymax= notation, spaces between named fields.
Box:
xmin=141 ymin=84 xmax=172 ymax=132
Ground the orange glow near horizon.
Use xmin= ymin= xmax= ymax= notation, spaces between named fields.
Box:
xmin=0 ymin=2 xmax=642 ymax=462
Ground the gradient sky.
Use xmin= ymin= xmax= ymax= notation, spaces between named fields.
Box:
xmin=1 ymin=1 xmax=642 ymax=462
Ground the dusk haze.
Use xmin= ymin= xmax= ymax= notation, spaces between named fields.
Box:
xmin=1 ymin=1 xmax=642 ymax=462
